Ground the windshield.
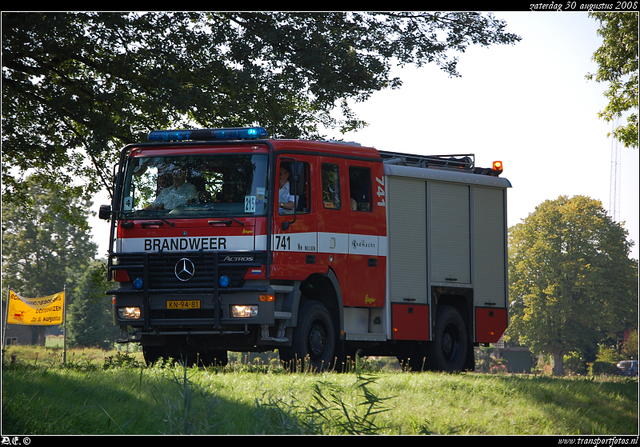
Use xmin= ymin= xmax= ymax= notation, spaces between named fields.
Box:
xmin=120 ymin=154 xmax=269 ymax=217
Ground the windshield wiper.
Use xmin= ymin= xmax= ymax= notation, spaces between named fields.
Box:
xmin=141 ymin=218 xmax=175 ymax=228
xmin=209 ymin=209 xmax=245 ymax=226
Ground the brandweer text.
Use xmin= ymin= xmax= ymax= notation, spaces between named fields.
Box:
xmin=144 ymin=237 xmax=227 ymax=251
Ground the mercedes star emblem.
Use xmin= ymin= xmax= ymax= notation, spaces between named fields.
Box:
xmin=175 ymin=258 xmax=195 ymax=281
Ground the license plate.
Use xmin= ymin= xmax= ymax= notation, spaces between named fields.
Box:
xmin=167 ymin=300 xmax=201 ymax=310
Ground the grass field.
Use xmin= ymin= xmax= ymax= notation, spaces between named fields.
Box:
xmin=1 ymin=345 xmax=638 ymax=436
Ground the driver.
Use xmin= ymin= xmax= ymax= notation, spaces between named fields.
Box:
xmin=146 ymin=168 xmax=198 ymax=210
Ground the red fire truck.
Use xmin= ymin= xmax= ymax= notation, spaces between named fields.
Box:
xmin=99 ymin=126 xmax=511 ymax=372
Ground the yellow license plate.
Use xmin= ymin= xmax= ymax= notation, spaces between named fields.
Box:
xmin=167 ymin=300 xmax=201 ymax=310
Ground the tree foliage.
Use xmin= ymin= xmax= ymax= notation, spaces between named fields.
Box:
xmin=2 ymin=175 xmax=97 ymax=302
xmin=621 ymin=328 xmax=638 ymax=359
xmin=67 ymin=260 xmax=118 ymax=349
xmin=587 ymin=12 xmax=638 ymax=149
xmin=2 ymin=11 xmax=521 ymax=210
xmin=506 ymin=196 xmax=637 ymax=375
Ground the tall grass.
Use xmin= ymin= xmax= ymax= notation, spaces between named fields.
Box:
xmin=2 ymin=347 xmax=637 ymax=435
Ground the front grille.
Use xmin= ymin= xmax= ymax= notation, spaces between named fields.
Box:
xmin=111 ymin=251 xmax=264 ymax=290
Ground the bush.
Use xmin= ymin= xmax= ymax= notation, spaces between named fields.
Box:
xmin=475 ymin=347 xmax=506 ymax=373
xmin=589 ymin=361 xmax=618 ymax=376
xmin=103 ymin=352 xmax=144 ymax=369
xmin=564 ymin=353 xmax=587 ymax=375
xmin=596 ymin=344 xmax=623 ymax=363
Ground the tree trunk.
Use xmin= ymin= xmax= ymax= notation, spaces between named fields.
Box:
xmin=37 ymin=327 xmax=48 ymax=346
xmin=553 ymin=351 xmax=564 ymax=376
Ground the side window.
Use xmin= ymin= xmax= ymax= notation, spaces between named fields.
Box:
xmin=279 ymin=161 xmax=311 ymax=214
xmin=322 ymin=163 xmax=341 ymax=209
xmin=349 ymin=166 xmax=372 ymax=212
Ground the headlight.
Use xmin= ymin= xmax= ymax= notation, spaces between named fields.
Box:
xmin=231 ymin=305 xmax=258 ymax=318
xmin=118 ymin=307 xmax=141 ymax=320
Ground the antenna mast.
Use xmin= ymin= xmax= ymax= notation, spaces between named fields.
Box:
xmin=609 ymin=117 xmax=621 ymax=222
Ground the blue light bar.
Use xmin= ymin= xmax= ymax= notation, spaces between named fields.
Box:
xmin=147 ymin=127 xmax=268 ymax=141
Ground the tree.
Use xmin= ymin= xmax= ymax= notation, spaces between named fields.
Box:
xmin=2 ymin=175 xmax=98 ymax=345
xmin=621 ymin=328 xmax=638 ymax=359
xmin=2 ymin=176 xmax=97 ymax=298
xmin=2 ymin=12 xmax=521 ymax=213
xmin=586 ymin=12 xmax=638 ymax=149
xmin=506 ymin=196 xmax=637 ymax=375
xmin=67 ymin=260 xmax=118 ymax=349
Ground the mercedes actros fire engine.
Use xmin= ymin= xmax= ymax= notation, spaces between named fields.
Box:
xmin=99 ymin=126 xmax=511 ymax=372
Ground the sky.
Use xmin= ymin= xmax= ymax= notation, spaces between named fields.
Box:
xmin=89 ymin=12 xmax=639 ymax=260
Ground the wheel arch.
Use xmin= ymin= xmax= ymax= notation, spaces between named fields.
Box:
xmin=298 ymin=268 xmax=344 ymax=336
xmin=432 ymin=286 xmax=475 ymax=371
xmin=432 ymin=287 xmax=472 ymax=335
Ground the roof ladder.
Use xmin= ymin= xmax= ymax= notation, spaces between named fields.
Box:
xmin=379 ymin=151 xmax=475 ymax=171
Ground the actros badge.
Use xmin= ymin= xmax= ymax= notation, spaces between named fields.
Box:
xmin=175 ymin=258 xmax=195 ymax=281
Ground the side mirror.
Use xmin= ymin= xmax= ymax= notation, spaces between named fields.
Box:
xmin=99 ymin=204 xmax=112 ymax=220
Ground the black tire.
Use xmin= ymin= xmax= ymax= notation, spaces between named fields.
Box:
xmin=282 ymin=300 xmax=336 ymax=372
xmin=428 ymin=305 xmax=468 ymax=372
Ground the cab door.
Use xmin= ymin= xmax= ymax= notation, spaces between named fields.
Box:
xmin=316 ymin=158 xmax=350 ymax=292
xmin=271 ymin=154 xmax=318 ymax=280
xmin=344 ymin=162 xmax=386 ymax=307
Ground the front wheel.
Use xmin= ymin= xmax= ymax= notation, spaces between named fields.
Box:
xmin=280 ymin=300 xmax=336 ymax=372
xmin=428 ymin=306 xmax=468 ymax=372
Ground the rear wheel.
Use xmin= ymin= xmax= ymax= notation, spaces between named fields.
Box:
xmin=428 ymin=305 xmax=468 ymax=372
xmin=280 ymin=300 xmax=336 ymax=371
